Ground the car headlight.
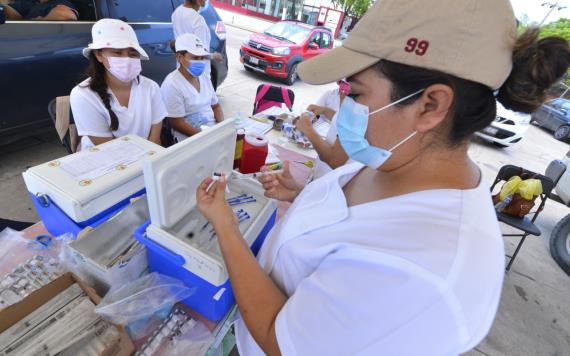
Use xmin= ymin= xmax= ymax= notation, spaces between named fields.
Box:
xmin=272 ymin=47 xmax=291 ymax=56
xmin=243 ymin=35 xmax=251 ymax=46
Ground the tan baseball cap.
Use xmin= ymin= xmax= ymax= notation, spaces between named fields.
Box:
xmin=298 ymin=0 xmax=518 ymax=90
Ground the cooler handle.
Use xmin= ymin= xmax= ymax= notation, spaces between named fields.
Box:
xmin=35 ymin=193 xmax=50 ymax=208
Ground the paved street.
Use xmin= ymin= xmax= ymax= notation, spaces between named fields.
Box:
xmin=1 ymin=24 xmax=570 ymax=355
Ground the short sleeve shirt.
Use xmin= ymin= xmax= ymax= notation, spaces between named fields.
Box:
xmin=172 ymin=5 xmax=211 ymax=49
xmin=160 ymin=70 xmax=218 ymax=141
xmin=315 ymin=88 xmax=341 ymax=123
xmin=70 ymin=76 xmax=167 ymax=150
xmin=10 ymin=0 xmax=78 ymax=19
xmin=235 ymin=162 xmax=505 ymax=356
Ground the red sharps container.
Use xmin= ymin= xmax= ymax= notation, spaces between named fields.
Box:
xmin=239 ymin=133 xmax=268 ymax=174
xmin=233 ymin=129 xmax=246 ymax=169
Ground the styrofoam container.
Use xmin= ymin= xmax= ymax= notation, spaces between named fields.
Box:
xmin=67 ymin=196 xmax=150 ymax=295
xmin=22 ymin=136 xmax=163 ymax=236
xmin=137 ymin=120 xmax=277 ymax=320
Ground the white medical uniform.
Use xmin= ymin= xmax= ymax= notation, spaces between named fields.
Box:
xmin=315 ymin=88 xmax=341 ymax=122
xmin=70 ymin=76 xmax=167 ymax=151
xmin=172 ymin=5 xmax=211 ymax=47
xmin=172 ymin=5 xmax=212 ymax=76
xmin=160 ymin=70 xmax=219 ymax=142
xmin=235 ymin=162 xmax=505 ymax=356
xmin=313 ymin=88 xmax=342 ymax=177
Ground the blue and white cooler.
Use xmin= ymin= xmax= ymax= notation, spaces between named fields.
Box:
xmin=22 ymin=136 xmax=163 ymax=237
xmin=135 ymin=119 xmax=277 ymax=321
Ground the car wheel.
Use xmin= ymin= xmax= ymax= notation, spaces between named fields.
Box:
xmin=550 ymin=213 xmax=570 ymax=276
xmin=492 ymin=142 xmax=508 ymax=148
xmin=284 ymin=63 xmax=298 ymax=86
xmin=554 ymin=125 xmax=570 ymax=141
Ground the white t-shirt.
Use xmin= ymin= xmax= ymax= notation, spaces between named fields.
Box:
xmin=315 ymin=88 xmax=341 ymax=123
xmin=160 ymin=70 xmax=219 ymax=142
xmin=235 ymin=162 xmax=505 ymax=356
xmin=172 ymin=5 xmax=211 ymax=48
xmin=70 ymin=76 xmax=167 ymax=150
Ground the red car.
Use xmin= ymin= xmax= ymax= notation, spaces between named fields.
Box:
xmin=240 ymin=21 xmax=334 ymax=85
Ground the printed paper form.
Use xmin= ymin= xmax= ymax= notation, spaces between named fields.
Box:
xmin=60 ymin=140 xmax=147 ymax=181
xmin=242 ymin=117 xmax=273 ymax=135
xmin=259 ymin=106 xmax=287 ymax=117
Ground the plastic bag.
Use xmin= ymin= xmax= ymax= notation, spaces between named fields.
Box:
xmin=162 ymin=319 xmax=215 ymax=356
xmin=95 ymin=273 xmax=195 ymax=325
xmin=517 ymin=178 xmax=543 ymax=200
xmin=57 ymin=232 xmax=102 ymax=288
xmin=0 ymin=229 xmax=69 ymax=308
xmin=499 ymin=176 xmax=522 ymax=201
xmin=0 ymin=228 xmax=68 ymax=277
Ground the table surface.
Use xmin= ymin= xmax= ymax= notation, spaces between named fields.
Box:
xmin=3 ymin=129 xmax=320 ymax=354
xmin=266 ymin=129 xmax=318 ymax=160
xmin=7 ymin=142 xmax=315 ymax=315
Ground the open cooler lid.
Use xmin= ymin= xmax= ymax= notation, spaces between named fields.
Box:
xmin=143 ymin=119 xmax=237 ymax=229
xmin=23 ymin=136 xmax=163 ymax=206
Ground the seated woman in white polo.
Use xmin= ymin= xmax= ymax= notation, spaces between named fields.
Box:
xmin=161 ymin=34 xmax=224 ymax=142
xmin=70 ymin=19 xmax=167 ymax=150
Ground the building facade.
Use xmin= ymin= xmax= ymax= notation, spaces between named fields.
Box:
xmin=211 ymin=0 xmax=353 ymax=37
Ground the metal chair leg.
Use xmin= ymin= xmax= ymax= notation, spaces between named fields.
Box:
xmin=506 ymin=233 xmax=529 ymax=271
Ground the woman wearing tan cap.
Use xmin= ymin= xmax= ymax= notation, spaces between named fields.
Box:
xmin=196 ymin=1 xmax=570 ymax=354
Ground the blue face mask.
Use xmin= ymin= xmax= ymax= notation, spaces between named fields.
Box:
xmin=187 ymin=60 xmax=207 ymax=77
xmin=336 ymin=89 xmax=425 ymax=169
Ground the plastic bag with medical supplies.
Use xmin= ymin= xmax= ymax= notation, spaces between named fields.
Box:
xmin=95 ymin=272 xmax=195 ymax=325
xmin=492 ymin=175 xmax=543 ymax=217
xmin=0 ymin=228 xmax=69 ymax=308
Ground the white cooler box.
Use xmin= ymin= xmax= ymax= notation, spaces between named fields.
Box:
xmin=134 ymin=119 xmax=277 ymax=321
xmin=22 ymin=136 xmax=163 ymax=237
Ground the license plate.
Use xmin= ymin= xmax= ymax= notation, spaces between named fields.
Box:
xmin=483 ymin=127 xmax=498 ymax=135
xmin=249 ymin=57 xmax=259 ymax=65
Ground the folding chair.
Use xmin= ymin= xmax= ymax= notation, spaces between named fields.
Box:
xmin=491 ymin=165 xmax=555 ymax=271
xmin=252 ymin=83 xmax=295 ymax=115
xmin=48 ymin=96 xmax=79 ymax=154
xmin=545 ymin=160 xmax=567 ymax=186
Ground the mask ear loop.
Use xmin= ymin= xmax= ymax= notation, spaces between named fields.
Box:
xmin=369 ymin=88 xmax=426 ymax=116
xmin=388 ymin=130 xmax=417 ymax=152
xmin=373 ymin=88 xmax=425 ymax=153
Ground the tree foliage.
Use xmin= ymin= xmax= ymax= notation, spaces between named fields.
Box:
xmin=330 ymin=0 xmax=374 ymax=19
xmin=540 ymin=18 xmax=570 ymax=41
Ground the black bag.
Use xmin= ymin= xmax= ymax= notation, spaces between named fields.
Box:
xmin=160 ymin=119 xmax=176 ymax=148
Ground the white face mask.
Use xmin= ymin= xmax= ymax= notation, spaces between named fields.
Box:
xmin=105 ymin=56 xmax=142 ymax=83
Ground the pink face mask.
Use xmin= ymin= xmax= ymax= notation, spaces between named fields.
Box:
xmin=106 ymin=57 xmax=142 ymax=83
xmin=338 ymin=80 xmax=351 ymax=96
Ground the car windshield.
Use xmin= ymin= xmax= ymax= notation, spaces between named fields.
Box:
xmin=264 ymin=22 xmax=311 ymax=44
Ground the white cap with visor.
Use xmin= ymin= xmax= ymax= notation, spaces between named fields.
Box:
xmin=82 ymin=18 xmax=149 ymax=60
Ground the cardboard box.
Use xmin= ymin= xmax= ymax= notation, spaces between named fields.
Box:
xmin=0 ymin=273 xmax=135 ymax=356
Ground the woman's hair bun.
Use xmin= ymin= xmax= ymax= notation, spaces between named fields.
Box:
xmin=497 ymin=27 xmax=570 ymax=113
